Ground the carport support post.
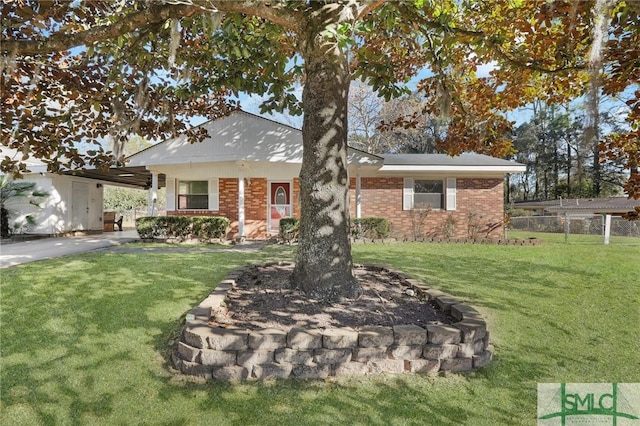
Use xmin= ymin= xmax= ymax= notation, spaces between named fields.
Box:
xmin=603 ymin=214 xmax=612 ymax=245
xmin=355 ymin=169 xmax=362 ymax=220
xmin=238 ymin=172 xmax=245 ymax=239
xmin=149 ymin=171 xmax=158 ymax=216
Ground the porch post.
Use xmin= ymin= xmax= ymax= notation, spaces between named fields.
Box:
xmin=238 ymin=172 xmax=245 ymax=238
xmin=149 ymin=171 xmax=159 ymax=216
xmin=355 ymin=169 xmax=362 ymax=219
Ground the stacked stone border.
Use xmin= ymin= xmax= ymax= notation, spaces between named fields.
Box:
xmin=172 ymin=263 xmax=493 ymax=381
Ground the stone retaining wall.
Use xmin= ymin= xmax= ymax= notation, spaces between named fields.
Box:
xmin=172 ymin=264 xmax=493 ymax=381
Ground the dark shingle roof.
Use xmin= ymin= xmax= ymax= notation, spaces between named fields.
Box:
xmin=381 ymin=153 xmax=522 ymax=167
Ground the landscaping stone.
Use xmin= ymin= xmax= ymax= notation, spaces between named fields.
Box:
xmin=440 ymin=357 xmax=473 ymax=372
xmin=427 ymin=324 xmax=462 ymax=344
xmin=367 ymin=359 xmax=404 ymax=374
xmin=450 ymin=303 xmax=481 ymax=322
xmin=172 ymin=353 xmax=214 ymax=377
xmin=183 ymin=320 xmax=214 ymax=349
xmin=404 ymin=359 xmax=440 ymax=374
xmin=237 ymin=350 xmax=275 ymax=366
xmin=389 ymin=345 xmax=423 ymax=359
xmin=456 ymin=343 xmax=476 ymax=358
xmin=212 ymin=365 xmax=250 ymax=381
xmin=252 ymin=364 xmax=293 ymax=380
xmin=436 ymin=296 xmax=459 ymax=313
xmin=473 ymin=350 xmax=493 ymax=368
xmin=313 ymin=348 xmax=352 ymax=364
xmin=275 ymin=348 xmax=314 ymax=365
xmin=352 ymin=347 xmax=389 ymax=362
xmin=393 ymin=325 xmax=428 ymax=346
xmin=208 ymin=327 xmax=249 ymax=351
xmin=358 ymin=326 xmax=394 ymax=347
xmin=177 ymin=342 xmax=200 ymax=362
xmin=248 ymin=328 xmax=287 ymax=350
xmin=199 ymin=349 xmax=237 ymax=366
xmin=322 ymin=328 xmax=358 ymax=349
xmin=423 ymin=344 xmax=458 ymax=360
xmin=287 ymin=328 xmax=322 ymax=349
xmin=333 ymin=362 xmax=370 ymax=376
xmin=453 ymin=319 xmax=487 ymax=343
xmin=291 ymin=363 xmax=331 ymax=379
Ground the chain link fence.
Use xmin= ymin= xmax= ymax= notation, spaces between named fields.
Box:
xmin=508 ymin=214 xmax=640 ymax=243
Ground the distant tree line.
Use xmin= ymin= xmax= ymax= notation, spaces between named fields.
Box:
xmin=348 ymin=84 xmax=629 ymax=202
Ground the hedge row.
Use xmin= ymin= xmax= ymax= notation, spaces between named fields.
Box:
xmin=136 ymin=216 xmax=229 ymax=241
xmin=278 ymin=217 xmax=389 ymax=242
xmin=351 ymin=217 xmax=389 ymax=239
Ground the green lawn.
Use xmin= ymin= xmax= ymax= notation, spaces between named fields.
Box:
xmin=1 ymin=235 xmax=638 ymax=425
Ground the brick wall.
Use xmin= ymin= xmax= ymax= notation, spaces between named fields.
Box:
xmin=168 ymin=175 xmax=505 ymax=240
xmin=168 ymin=178 xmax=290 ymax=239
xmin=349 ymin=177 xmax=505 ymax=239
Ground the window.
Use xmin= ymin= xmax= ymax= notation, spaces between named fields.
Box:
xmin=178 ymin=181 xmax=208 ymax=209
xmin=403 ymin=177 xmax=456 ymax=211
xmin=274 ymin=186 xmax=287 ymax=205
xmin=413 ymin=179 xmax=443 ymax=209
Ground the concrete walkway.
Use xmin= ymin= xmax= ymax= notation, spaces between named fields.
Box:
xmin=0 ymin=231 xmax=139 ymax=268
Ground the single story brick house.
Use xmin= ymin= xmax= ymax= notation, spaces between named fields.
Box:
xmin=126 ymin=110 xmax=525 ymax=239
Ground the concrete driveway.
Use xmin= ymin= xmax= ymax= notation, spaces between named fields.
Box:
xmin=0 ymin=231 xmax=139 ymax=268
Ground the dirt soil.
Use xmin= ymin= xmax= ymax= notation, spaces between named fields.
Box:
xmin=223 ymin=263 xmax=453 ymax=331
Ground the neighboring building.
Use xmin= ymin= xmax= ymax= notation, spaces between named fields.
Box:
xmin=514 ymin=198 xmax=640 ymax=216
xmin=126 ymin=110 xmax=525 ymax=239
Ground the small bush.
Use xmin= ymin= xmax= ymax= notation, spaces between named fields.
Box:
xmin=279 ymin=217 xmax=299 ymax=243
xmin=351 ymin=217 xmax=389 ymax=239
xmin=191 ymin=216 xmax=230 ymax=242
xmin=135 ymin=216 xmax=229 ymax=241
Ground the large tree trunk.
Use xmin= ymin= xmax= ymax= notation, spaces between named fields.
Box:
xmin=291 ymin=22 xmax=360 ymax=302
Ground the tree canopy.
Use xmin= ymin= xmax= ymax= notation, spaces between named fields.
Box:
xmin=2 ymin=0 xmax=639 ymax=298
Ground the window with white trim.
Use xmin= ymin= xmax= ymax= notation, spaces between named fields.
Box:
xmin=414 ymin=179 xmax=443 ymax=209
xmin=403 ymin=177 xmax=456 ymax=211
xmin=178 ymin=181 xmax=209 ymax=210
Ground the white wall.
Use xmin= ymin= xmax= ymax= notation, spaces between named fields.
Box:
xmin=11 ymin=174 xmax=104 ymax=235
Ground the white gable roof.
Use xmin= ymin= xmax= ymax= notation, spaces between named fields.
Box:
xmin=127 ymin=110 xmax=382 ymax=168
xmin=125 ymin=109 xmax=524 ymax=175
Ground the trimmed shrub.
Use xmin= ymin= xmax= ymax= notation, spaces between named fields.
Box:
xmin=135 ymin=216 xmax=229 ymax=241
xmin=191 ymin=216 xmax=230 ymax=242
xmin=135 ymin=216 xmax=158 ymax=240
xmin=351 ymin=217 xmax=389 ymax=239
xmin=279 ymin=217 xmax=299 ymax=243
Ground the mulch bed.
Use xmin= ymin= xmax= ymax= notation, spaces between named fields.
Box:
xmin=222 ymin=263 xmax=453 ymax=331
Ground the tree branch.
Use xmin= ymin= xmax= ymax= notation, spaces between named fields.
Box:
xmin=2 ymin=1 xmax=302 ymax=57
xmin=398 ymin=3 xmax=587 ymax=75
xmin=209 ymin=1 xmax=302 ymax=31
xmin=1 ymin=4 xmax=203 ymax=56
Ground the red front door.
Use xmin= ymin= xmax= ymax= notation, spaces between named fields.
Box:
xmin=269 ymin=182 xmax=291 ymax=233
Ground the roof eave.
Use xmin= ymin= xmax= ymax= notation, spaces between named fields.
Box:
xmin=378 ymin=165 xmax=527 ymax=173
